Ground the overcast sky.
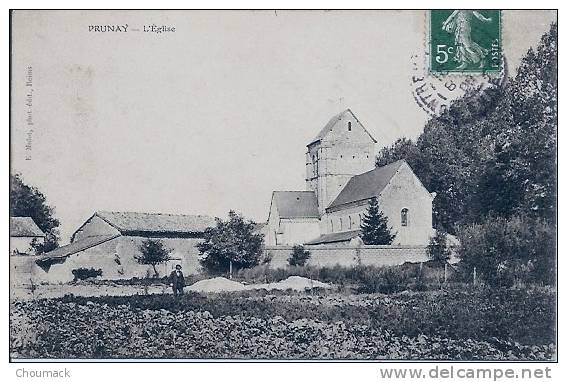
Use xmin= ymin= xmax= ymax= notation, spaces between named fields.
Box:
xmin=11 ymin=10 xmax=557 ymax=242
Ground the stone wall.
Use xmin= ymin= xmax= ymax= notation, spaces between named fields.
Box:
xmin=265 ymin=245 xmax=430 ymax=269
xmin=12 ymin=240 xmax=435 ymax=287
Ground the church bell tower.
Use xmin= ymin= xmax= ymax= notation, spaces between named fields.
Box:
xmin=305 ymin=109 xmax=377 ymax=215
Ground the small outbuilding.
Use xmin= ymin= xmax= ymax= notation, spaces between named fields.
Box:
xmin=36 ymin=211 xmax=216 ymax=283
xmin=10 ymin=217 xmax=45 ymax=255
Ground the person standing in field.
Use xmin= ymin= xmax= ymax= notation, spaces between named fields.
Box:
xmin=169 ymin=264 xmax=185 ymax=297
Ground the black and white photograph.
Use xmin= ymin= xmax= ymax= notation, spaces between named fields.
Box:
xmin=8 ymin=8 xmax=557 ymax=363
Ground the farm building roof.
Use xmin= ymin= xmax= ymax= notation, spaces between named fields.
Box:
xmin=307 ymin=109 xmax=377 ymax=147
xmin=39 ymin=234 xmax=120 ymax=262
xmin=271 ymin=191 xmax=319 ymax=219
xmin=327 ymin=160 xmax=405 ymax=210
xmin=10 ymin=217 xmax=45 ymax=238
xmin=305 ymin=230 xmax=361 ymax=245
xmin=95 ymin=211 xmax=216 ymax=235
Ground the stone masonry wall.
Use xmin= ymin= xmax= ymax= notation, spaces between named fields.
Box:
xmin=265 ymin=245 xmax=430 ymax=269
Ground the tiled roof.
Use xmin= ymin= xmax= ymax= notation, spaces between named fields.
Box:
xmin=10 ymin=217 xmax=45 ymax=237
xmin=327 ymin=160 xmax=405 ymax=209
xmin=272 ymin=191 xmax=319 ymax=219
xmin=306 ymin=230 xmax=361 ymax=245
xmin=307 ymin=109 xmax=377 ymax=146
xmin=95 ymin=211 xmax=216 ymax=235
xmin=39 ymin=234 xmax=119 ymax=261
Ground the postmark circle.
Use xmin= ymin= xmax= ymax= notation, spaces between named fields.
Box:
xmin=410 ymin=52 xmax=508 ymax=117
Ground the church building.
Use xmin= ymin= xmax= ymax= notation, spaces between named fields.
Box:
xmin=266 ymin=109 xmax=435 ymax=246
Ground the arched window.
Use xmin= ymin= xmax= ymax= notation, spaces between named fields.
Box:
xmin=349 ymin=216 xmax=352 ymax=229
xmin=348 ymin=121 xmax=352 ymax=131
xmin=330 ymin=219 xmax=334 ymax=232
xmin=401 ymin=208 xmax=409 ymax=227
xmin=339 ymin=217 xmax=343 ymax=231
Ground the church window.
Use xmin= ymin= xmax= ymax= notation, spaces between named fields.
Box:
xmin=339 ymin=218 xmax=343 ymax=231
xmin=348 ymin=121 xmax=352 ymax=131
xmin=349 ymin=216 xmax=352 ymax=229
xmin=401 ymin=208 xmax=409 ymax=227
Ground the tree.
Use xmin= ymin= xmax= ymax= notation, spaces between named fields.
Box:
xmin=288 ymin=245 xmax=311 ymax=267
xmin=427 ymin=230 xmax=451 ymax=263
xmin=374 ymin=24 xmax=557 ymax=232
xmin=10 ymin=173 xmax=60 ymax=254
xmin=360 ymin=197 xmax=396 ymax=245
xmin=198 ymin=210 xmax=264 ymax=276
xmin=457 ymin=214 xmax=555 ymax=286
xmin=475 ymin=23 xmax=557 ymax=223
xmin=135 ymin=238 xmax=172 ymax=278
xmin=375 ymin=138 xmax=419 ymax=168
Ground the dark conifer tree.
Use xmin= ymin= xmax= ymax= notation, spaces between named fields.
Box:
xmin=360 ymin=197 xmax=396 ymax=245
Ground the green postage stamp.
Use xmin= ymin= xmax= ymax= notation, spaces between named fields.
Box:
xmin=430 ymin=10 xmax=501 ymax=73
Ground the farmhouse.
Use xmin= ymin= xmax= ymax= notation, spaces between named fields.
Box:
xmin=36 ymin=211 xmax=215 ymax=283
xmin=266 ymin=109 xmax=435 ymax=246
xmin=10 ymin=217 xmax=45 ymax=255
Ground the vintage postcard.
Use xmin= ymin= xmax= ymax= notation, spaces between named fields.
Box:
xmin=9 ymin=10 xmax=557 ymax=361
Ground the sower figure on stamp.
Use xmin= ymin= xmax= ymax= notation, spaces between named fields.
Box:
xmin=169 ymin=264 xmax=185 ymax=297
xmin=442 ymin=10 xmax=492 ymax=70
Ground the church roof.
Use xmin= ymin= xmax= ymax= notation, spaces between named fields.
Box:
xmin=94 ymin=211 xmax=216 ymax=235
xmin=327 ymin=160 xmax=406 ymax=210
xmin=271 ymin=191 xmax=319 ymax=219
xmin=307 ymin=108 xmax=377 ymax=146
xmin=306 ymin=230 xmax=361 ymax=245
xmin=10 ymin=217 xmax=45 ymax=237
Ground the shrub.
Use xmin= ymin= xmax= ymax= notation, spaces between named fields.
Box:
xmin=354 ymin=264 xmax=421 ymax=294
xmin=427 ymin=230 xmax=451 ymax=262
xmin=234 ymin=263 xmax=448 ymax=293
xmin=288 ymin=245 xmax=311 ymax=267
xmin=457 ymin=214 xmax=555 ymax=286
xmin=71 ymin=268 xmax=102 ymax=281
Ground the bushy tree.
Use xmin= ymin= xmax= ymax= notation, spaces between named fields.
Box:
xmin=475 ymin=24 xmax=557 ymax=222
xmin=375 ymin=23 xmax=557 ymax=232
xmin=10 ymin=173 xmax=60 ymax=253
xmin=427 ymin=230 xmax=451 ymax=263
xmin=135 ymin=239 xmax=172 ymax=278
xmin=198 ymin=211 xmax=264 ymax=275
xmin=457 ymin=214 xmax=555 ymax=286
xmin=360 ymin=197 xmax=396 ymax=245
xmin=288 ymin=245 xmax=311 ymax=267
xmin=375 ymin=138 xmax=419 ymax=168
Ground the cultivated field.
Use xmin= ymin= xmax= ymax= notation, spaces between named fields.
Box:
xmin=10 ymin=285 xmax=556 ymax=360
